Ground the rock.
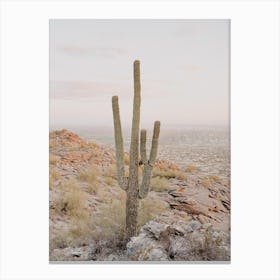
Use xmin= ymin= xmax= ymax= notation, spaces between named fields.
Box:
xmin=197 ymin=214 xmax=208 ymax=224
xmin=186 ymin=220 xmax=201 ymax=232
xmin=143 ymin=221 xmax=169 ymax=239
xmin=141 ymin=248 xmax=169 ymax=261
xmin=50 ymin=245 xmax=95 ymax=261
xmin=126 ymin=212 xmax=230 ymax=261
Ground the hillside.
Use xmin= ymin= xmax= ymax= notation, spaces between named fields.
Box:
xmin=49 ymin=129 xmax=230 ymax=261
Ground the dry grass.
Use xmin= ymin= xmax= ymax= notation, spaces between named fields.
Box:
xmin=105 ymin=177 xmax=115 ymax=186
xmin=86 ymin=182 xmax=100 ymax=195
xmin=137 ymin=197 xmax=169 ymax=228
xmin=183 ymin=165 xmax=199 ymax=173
xmin=201 ymin=175 xmax=222 ymax=188
xmin=67 ymin=216 xmax=93 ymax=246
xmin=49 ymin=167 xmax=61 ymax=190
xmin=150 ymin=177 xmax=171 ymax=192
xmin=201 ymin=178 xmax=212 ymax=188
xmin=91 ymin=150 xmax=104 ymax=159
xmin=103 ymin=164 xmax=117 ymax=179
xmin=208 ymin=175 xmax=221 ymax=182
xmin=78 ymin=165 xmax=100 ymax=184
xmin=152 ymin=167 xmax=185 ymax=181
xmin=93 ymin=190 xmax=126 ymax=240
xmin=49 ymin=154 xmax=60 ymax=165
xmin=89 ymin=142 xmax=99 ymax=148
xmin=50 ymin=230 xmax=72 ymax=250
xmin=50 ymin=167 xmax=60 ymax=181
xmin=52 ymin=180 xmax=90 ymax=218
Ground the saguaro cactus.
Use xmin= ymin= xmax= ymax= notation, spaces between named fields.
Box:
xmin=112 ymin=60 xmax=161 ymax=238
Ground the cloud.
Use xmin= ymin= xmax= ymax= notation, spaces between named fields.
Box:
xmin=50 ymin=80 xmax=177 ymax=102
xmin=58 ymin=46 xmax=129 ymax=59
xmin=49 ymin=80 xmax=133 ymax=100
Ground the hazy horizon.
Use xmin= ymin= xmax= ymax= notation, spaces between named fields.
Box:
xmin=50 ymin=19 xmax=230 ymax=128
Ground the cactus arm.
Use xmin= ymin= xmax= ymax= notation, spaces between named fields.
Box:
xmin=138 ymin=121 xmax=161 ymax=199
xmin=140 ymin=129 xmax=147 ymax=164
xmin=112 ymin=95 xmax=127 ymax=190
xmin=148 ymin=121 xmax=161 ymax=165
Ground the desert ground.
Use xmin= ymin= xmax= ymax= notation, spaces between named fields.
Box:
xmin=49 ymin=129 xmax=230 ymax=262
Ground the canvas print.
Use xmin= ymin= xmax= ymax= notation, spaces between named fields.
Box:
xmin=49 ymin=19 xmax=230 ymax=262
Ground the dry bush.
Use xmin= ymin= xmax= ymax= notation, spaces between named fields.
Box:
xmin=201 ymin=178 xmax=212 ymax=188
xmin=155 ymin=160 xmax=180 ymax=171
xmin=78 ymin=165 xmax=100 ymax=184
xmin=152 ymin=167 xmax=175 ymax=178
xmin=67 ymin=216 xmax=94 ymax=247
xmin=89 ymin=142 xmax=99 ymax=148
xmin=50 ymin=230 xmax=72 ymax=250
xmin=50 ymin=215 xmax=94 ymax=250
xmin=49 ymin=168 xmax=60 ymax=190
xmin=137 ymin=197 xmax=169 ymax=228
xmin=201 ymin=175 xmax=222 ymax=188
xmin=150 ymin=177 xmax=171 ymax=192
xmin=50 ymin=167 xmax=60 ymax=181
xmin=91 ymin=150 xmax=104 ymax=159
xmin=208 ymin=175 xmax=221 ymax=182
xmin=174 ymin=171 xmax=186 ymax=181
xmin=184 ymin=165 xmax=199 ymax=173
xmin=49 ymin=154 xmax=60 ymax=165
xmin=105 ymin=177 xmax=115 ymax=186
xmin=103 ymin=164 xmax=117 ymax=179
xmin=152 ymin=167 xmax=185 ymax=181
xmin=86 ymin=182 xmax=100 ymax=195
xmin=93 ymin=190 xmax=126 ymax=240
xmin=52 ymin=180 xmax=89 ymax=218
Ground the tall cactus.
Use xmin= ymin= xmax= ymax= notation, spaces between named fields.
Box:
xmin=112 ymin=60 xmax=161 ymax=238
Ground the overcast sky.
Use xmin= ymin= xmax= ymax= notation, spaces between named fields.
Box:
xmin=50 ymin=19 xmax=229 ymax=129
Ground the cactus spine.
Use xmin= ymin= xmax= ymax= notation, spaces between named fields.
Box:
xmin=112 ymin=60 xmax=161 ymax=238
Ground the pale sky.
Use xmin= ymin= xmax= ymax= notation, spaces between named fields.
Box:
xmin=50 ymin=19 xmax=229 ymax=128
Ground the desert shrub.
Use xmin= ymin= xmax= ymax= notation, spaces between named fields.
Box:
xmin=150 ymin=177 xmax=171 ymax=192
xmin=152 ymin=167 xmax=185 ymax=181
xmin=67 ymin=215 xmax=94 ymax=247
xmin=89 ymin=142 xmax=99 ymax=148
xmin=152 ymin=167 xmax=175 ymax=178
xmin=103 ymin=164 xmax=117 ymax=179
xmin=189 ymin=227 xmax=230 ymax=261
xmin=208 ymin=175 xmax=221 ymax=182
xmin=201 ymin=178 xmax=212 ymax=188
xmin=91 ymin=150 xmax=104 ymax=159
xmin=105 ymin=177 xmax=115 ymax=186
xmin=183 ymin=165 xmax=199 ymax=173
xmin=155 ymin=160 xmax=180 ymax=171
xmin=52 ymin=180 xmax=89 ymax=218
xmin=78 ymin=165 xmax=100 ymax=184
xmin=86 ymin=182 xmax=100 ymax=195
xmin=49 ymin=167 xmax=60 ymax=181
xmin=49 ymin=154 xmax=60 ymax=165
xmin=94 ymin=190 xmax=126 ymax=241
xmin=50 ymin=230 xmax=72 ymax=250
xmin=137 ymin=197 xmax=168 ymax=228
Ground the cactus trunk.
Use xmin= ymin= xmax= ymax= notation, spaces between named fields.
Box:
xmin=112 ymin=60 xmax=161 ymax=239
xmin=126 ymin=60 xmax=141 ymax=238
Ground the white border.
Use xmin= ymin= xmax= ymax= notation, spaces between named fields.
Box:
xmin=0 ymin=1 xmax=279 ymax=279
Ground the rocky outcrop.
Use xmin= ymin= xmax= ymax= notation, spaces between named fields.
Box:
xmin=127 ymin=213 xmax=230 ymax=261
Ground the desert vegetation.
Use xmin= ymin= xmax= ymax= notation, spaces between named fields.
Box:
xmin=112 ymin=60 xmax=161 ymax=238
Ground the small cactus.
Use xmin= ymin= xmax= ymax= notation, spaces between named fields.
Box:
xmin=112 ymin=60 xmax=161 ymax=238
